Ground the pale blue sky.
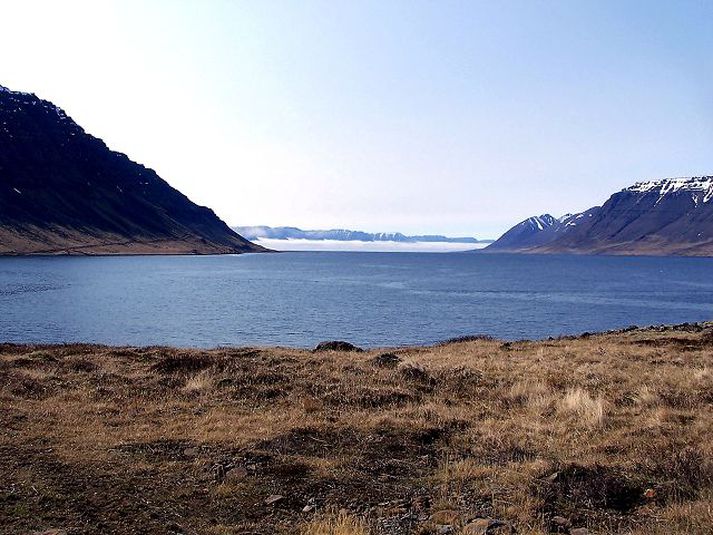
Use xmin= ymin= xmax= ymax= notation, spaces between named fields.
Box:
xmin=2 ymin=0 xmax=712 ymax=238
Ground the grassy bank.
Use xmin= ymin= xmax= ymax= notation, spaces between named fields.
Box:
xmin=1 ymin=324 xmax=712 ymax=534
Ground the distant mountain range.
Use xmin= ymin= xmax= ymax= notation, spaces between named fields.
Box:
xmin=233 ymin=225 xmax=492 ymax=244
xmin=0 ymin=84 xmax=262 ymax=255
xmin=486 ymin=177 xmax=713 ymax=256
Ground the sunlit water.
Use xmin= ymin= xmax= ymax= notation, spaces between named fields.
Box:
xmin=0 ymin=252 xmax=712 ymax=348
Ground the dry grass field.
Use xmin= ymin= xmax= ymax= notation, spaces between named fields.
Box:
xmin=1 ymin=324 xmax=712 ymax=534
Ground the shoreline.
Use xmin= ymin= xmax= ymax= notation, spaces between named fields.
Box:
xmin=2 ymin=321 xmax=710 ymax=353
xmin=0 ymin=250 xmax=272 ymax=258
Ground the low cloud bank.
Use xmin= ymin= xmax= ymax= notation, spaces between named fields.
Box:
xmin=254 ymin=238 xmax=488 ymax=252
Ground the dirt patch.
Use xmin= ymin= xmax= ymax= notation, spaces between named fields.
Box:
xmin=255 ymin=426 xmax=362 ymax=457
xmin=112 ymin=439 xmax=198 ymax=460
xmin=536 ymin=464 xmax=645 ymax=527
xmin=0 ymin=441 xmax=212 ymax=535
xmin=636 ymin=446 xmax=712 ymax=503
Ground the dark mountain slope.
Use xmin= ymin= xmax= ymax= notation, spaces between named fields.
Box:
xmin=484 ymin=209 xmax=600 ymax=252
xmin=0 ymin=85 xmax=263 ymax=255
xmin=485 ymin=177 xmax=713 ymax=256
xmin=543 ymin=179 xmax=713 ymax=255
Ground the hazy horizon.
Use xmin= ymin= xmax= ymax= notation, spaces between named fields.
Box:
xmin=251 ymin=238 xmax=488 ymax=253
xmin=2 ymin=0 xmax=712 ymax=237
xmin=232 ymin=223 xmax=494 ymax=239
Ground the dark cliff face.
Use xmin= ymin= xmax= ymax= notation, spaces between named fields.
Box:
xmin=486 ymin=178 xmax=713 ymax=256
xmin=0 ymin=85 xmax=263 ymax=254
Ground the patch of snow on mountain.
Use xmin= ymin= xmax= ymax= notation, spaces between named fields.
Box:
xmin=529 ymin=217 xmax=544 ymax=231
xmin=626 ymin=177 xmax=713 ymax=207
xmin=627 ymin=177 xmax=713 ymax=194
xmin=526 ymin=215 xmax=558 ymax=232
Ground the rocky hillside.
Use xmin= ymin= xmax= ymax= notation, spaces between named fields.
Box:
xmin=0 ymin=85 xmax=263 ymax=255
xmin=486 ymin=177 xmax=713 ymax=256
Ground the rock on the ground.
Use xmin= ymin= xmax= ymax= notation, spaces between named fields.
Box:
xmin=372 ymin=352 xmax=401 ymax=367
xmin=462 ymin=518 xmax=514 ymax=534
xmin=551 ymin=516 xmax=570 ymax=531
xmin=225 ymin=466 xmax=248 ymax=482
xmin=313 ymin=341 xmax=364 ymax=352
xmin=264 ymin=494 xmax=284 ymax=506
xmin=183 ymin=447 xmax=199 ymax=457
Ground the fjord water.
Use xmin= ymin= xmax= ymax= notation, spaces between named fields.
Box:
xmin=0 ymin=252 xmax=712 ymax=348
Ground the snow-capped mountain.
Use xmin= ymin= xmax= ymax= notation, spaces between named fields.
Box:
xmin=483 ymin=214 xmax=560 ymax=251
xmin=233 ymin=226 xmax=490 ymax=244
xmin=485 ymin=209 xmax=599 ymax=251
xmin=0 ymin=84 xmax=262 ymax=254
xmin=486 ymin=176 xmax=713 ymax=256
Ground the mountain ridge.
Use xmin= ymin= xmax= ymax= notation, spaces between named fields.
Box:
xmin=485 ymin=176 xmax=713 ymax=256
xmin=0 ymin=84 xmax=263 ymax=255
xmin=234 ymin=225 xmax=492 ymax=244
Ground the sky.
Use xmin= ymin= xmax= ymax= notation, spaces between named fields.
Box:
xmin=1 ymin=1 xmax=713 ymax=238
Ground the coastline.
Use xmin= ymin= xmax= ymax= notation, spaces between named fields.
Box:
xmin=475 ymin=247 xmax=713 ymax=258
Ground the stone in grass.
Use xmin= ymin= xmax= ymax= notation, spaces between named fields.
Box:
xmin=225 ymin=466 xmax=248 ymax=482
xmin=264 ymin=494 xmax=284 ymax=506
xmin=570 ymin=529 xmax=588 ymax=535
xmin=313 ymin=341 xmax=364 ymax=352
xmin=183 ymin=447 xmax=199 ymax=458
xmin=550 ymin=516 xmax=570 ymax=532
xmin=462 ymin=518 xmax=514 ymax=534
xmin=371 ymin=352 xmax=401 ymax=368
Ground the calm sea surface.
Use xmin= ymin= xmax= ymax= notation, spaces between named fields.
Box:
xmin=0 ymin=252 xmax=712 ymax=348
